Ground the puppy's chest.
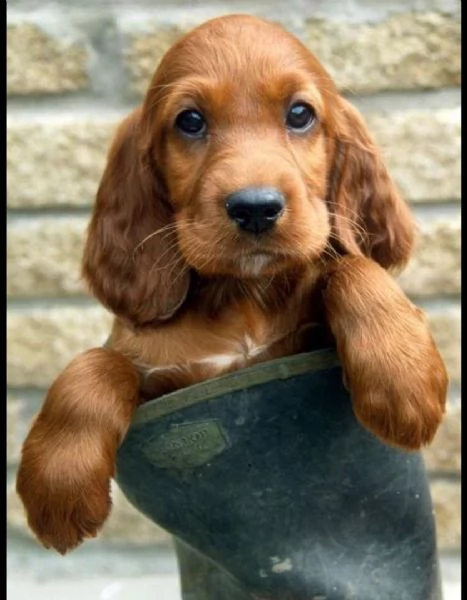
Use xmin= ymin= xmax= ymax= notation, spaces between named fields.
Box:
xmin=134 ymin=298 xmax=326 ymax=400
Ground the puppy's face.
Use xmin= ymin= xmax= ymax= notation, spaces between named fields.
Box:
xmin=83 ymin=14 xmax=412 ymax=325
xmin=144 ymin=16 xmax=338 ymax=278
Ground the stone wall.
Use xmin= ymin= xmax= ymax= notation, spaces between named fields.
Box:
xmin=7 ymin=0 xmax=460 ymax=573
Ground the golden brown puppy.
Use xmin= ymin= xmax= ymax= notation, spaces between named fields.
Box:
xmin=17 ymin=14 xmax=448 ymax=554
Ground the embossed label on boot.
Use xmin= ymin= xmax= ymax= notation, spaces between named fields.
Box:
xmin=142 ymin=420 xmax=230 ymax=470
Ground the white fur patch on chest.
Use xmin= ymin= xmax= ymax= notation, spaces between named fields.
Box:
xmin=144 ymin=335 xmax=268 ymax=376
xmin=239 ymin=254 xmax=272 ymax=277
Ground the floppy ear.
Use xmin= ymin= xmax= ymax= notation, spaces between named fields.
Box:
xmin=82 ymin=108 xmax=190 ymax=326
xmin=327 ymin=98 xmax=414 ymax=271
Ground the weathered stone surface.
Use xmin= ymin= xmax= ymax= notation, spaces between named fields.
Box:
xmin=366 ymin=108 xmax=461 ymax=202
xmin=7 ymin=23 xmax=89 ymax=95
xmin=427 ymin=307 xmax=461 ymax=386
xmin=7 ymin=481 xmax=30 ymax=540
xmin=125 ymin=14 xmax=460 ymax=97
xmin=398 ymin=219 xmax=461 ymax=297
xmin=123 ymin=25 xmax=189 ymax=96
xmin=6 ymin=107 xmax=460 ymax=209
xmin=7 ymin=217 xmax=88 ymax=298
xmin=423 ymin=406 xmax=461 ymax=473
xmin=7 ymin=393 xmax=42 ymax=466
xmin=7 ymin=399 xmax=23 ymax=466
xmin=305 ymin=13 xmax=461 ymax=94
xmin=430 ymin=480 xmax=461 ymax=551
xmin=7 ymin=118 xmax=115 ymax=208
xmin=7 ymin=305 xmax=113 ymax=388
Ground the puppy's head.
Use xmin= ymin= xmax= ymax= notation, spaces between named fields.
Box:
xmin=83 ymin=15 xmax=414 ymax=325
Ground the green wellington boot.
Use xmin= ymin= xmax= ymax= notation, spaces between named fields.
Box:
xmin=116 ymin=347 xmax=443 ymax=600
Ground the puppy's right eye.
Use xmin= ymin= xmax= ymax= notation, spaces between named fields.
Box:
xmin=286 ymin=102 xmax=316 ymax=132
xmin=175 ymin=110 xmax=207 ymax=138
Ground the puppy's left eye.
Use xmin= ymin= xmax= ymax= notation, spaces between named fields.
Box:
xmin=175 ymin=109 xmax=207 ymax=138
xmin=286 ymin=103 xmax=316 ymax=132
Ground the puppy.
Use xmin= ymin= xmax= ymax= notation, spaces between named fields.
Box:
xmin=16 ymin=14 xmax=448 ymax=554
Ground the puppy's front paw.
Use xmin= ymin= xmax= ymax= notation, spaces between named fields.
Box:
xmin=322 ymin=256 xmax=448 ymax=449
xmin=351 ymin=361 xmax=447 ymax=450
xmin=344 ymin=311 xmax=448 ymax=450
xmin=16 ymin=438 xmax=113 ymax=554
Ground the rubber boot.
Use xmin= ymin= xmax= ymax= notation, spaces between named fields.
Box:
xmin=116 ymin=348 xmax=443 ymax=600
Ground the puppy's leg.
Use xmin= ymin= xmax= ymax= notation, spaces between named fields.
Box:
xmin=16 ymin=348 xmax=140 ymax=554
xmin=321 ymin=256 xmax=448 ymax=450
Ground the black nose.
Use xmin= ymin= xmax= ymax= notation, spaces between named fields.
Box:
xmin=225 ymin=187 xmax=285 ymax=234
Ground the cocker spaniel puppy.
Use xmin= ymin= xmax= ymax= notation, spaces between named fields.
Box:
xmin=17 ymin=14 xmax=448 ymax=554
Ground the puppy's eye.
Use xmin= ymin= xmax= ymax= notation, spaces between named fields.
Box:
xmin=286 ymin=103 xmax=316 ymax=132
xmin=175 ymin=110 xmax=207 ymax=137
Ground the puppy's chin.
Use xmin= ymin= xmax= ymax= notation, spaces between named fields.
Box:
xmin=212 ymin=252 xmax=311 ymax=280
xmin=183 ymin=251 xmax=280 ymax=279
xmin=238 ymin=253 xmax=273 ymax=277
xmin=187 ymin=253 xmax=276 ymax=279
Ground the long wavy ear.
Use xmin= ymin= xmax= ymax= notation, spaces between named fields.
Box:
xmin=82 ymin=108 xmax=190 ymax=326
xmin=327 ymin=98 xmax=414 ymax=271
